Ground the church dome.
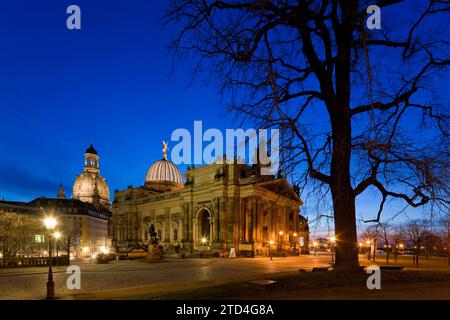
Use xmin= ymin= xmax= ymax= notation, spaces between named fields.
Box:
xmin=145 ymin=142 xmax=183 ymax=191
xmin=73 ymin=174 xmax=110 ymax=205
xmin=72 ymin=144 xmax=110 ymax=207
xmin=145 ymin=158 xmax=183 ymax=186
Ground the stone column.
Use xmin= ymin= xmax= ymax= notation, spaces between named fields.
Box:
xmin=209 ymin=214 xmax=213 ymax=246
xmin=250 ymin=197 xmax=256 ymax=242
xmin=188 ymin=203 xmax=193 ymax=243
xmin=214 ymin=197 xmax=220 ymax=242
xmin=220 ymin=197 xmax=226 ymax=243
xmin=181 ymin=203 xmax=189 ymax=242
xmin=241 ymin=198 xmax=246 ymax=241
xmin=193 ymin=218 xmax=198 ymax=248
xmin=164 ymin=208 xmax=170 ymax=243
xmin=226 ymin=197 xmax=234 ymax=249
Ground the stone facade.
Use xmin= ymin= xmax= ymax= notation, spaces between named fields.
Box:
xmin=113 ymin=161 xmax=309 ymax=256
xmin=0 ymin=198 xmax=112 ymax=258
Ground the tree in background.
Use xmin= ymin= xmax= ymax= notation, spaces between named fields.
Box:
xmin=0 ymin=212 xmax=40 ymax=259
xmin=378 ymin=223 xmax=392 ymax=263
xmin=391 ymin=227 xmax=406 ymax=263
xmin=404 ymin=219 xmax=430 ymax=267
xmin=166 ymin=0 xmax=450 ymax=271
xmin=360 ymin=225 xmax=380 ymax=262
xmin=439 ymin=218 xmax=450 ymax=265
xmin=61 ymin=232 xmax=76 ymax=264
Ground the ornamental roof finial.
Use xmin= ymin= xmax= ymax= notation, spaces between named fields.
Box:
xmin=162 ymin=141 xmax=168 ymax=160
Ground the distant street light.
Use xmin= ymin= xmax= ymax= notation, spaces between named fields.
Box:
xmin=43 ymin=216 xmax=57 ymax=299
xmin=330 ymin=237 xmax=336 ymax=263
xmin=53 ymin=231 xmax=62 ymax=257
xmin=293 ymin=232 xmax=299 ymax=255
xmin=279 ymin=231 xmax=284 ymax=251
xmin=269 ymin=240 xmax=274 ymax=260
xmin=366 ymin=239 xmax=372 ymax=260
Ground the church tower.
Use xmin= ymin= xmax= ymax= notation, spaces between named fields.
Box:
xmin=57 ymin=184 xmax=65 ymax=199
xmin=72 ymin=144 xmax=111 ymax=207
xmin=84 ymin=144 xmax=100 ymax=174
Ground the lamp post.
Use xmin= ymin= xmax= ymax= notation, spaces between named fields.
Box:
xmin=293 ymin=232 xmax=299 ymax=256
xmin=279 ymin=231 xmax=284 ymax=252
xmin=269 ymin=240 xmax=274 ymax=260
xmin=313 ymin=241 xmax=318 ymax=256
xmin=53 ymin=231 xmax=61 ymax=258
xmin=44 ymin=217 xmax=57 ymax=300
xmin=366 ymin=240 xmax=372 ymax=260
xmin=330 ymin=237 xmax=336 ymax=263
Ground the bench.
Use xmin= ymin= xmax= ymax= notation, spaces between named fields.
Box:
xmin=312 ymin=267 xmax=330 ymax=272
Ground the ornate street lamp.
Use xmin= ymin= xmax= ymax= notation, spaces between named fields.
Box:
xmin=43 ymin=217 xmax=57 ymax=299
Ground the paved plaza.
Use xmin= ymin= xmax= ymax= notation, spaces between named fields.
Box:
xmin=0 ymin=255 xmax=330 ymax=299
xmin=0 ymin=254 xmax=448 ymax=300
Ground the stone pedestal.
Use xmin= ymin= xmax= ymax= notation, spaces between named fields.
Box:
xmin=147 ymin=245 xmax=164 ymax=263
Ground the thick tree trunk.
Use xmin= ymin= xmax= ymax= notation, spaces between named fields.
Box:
xmin=330 ymin=114 xmax=360 ymax=272
xmin=332 ymin=189 xmax=359 ymax=272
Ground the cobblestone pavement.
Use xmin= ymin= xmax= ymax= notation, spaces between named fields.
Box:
xmin=0 ymin=255 xmax=331 ymax=300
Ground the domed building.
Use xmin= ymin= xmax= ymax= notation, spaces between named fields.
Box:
xmin=144 ymin=146 xmax=183 ymax=192
xmin=112 ymin=142 xmax=308 ymax=257
xmin=72 ymin=144 xmax=111 ymax=208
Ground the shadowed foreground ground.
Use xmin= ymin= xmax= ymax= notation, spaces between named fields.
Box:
xmin=0 ymin=254 xmax=448 ymax=300
xmin=143 ymin=270 xmax=450 ymax=300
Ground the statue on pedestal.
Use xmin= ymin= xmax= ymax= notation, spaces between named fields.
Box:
xmin=147 ymin=224 xmax=164 ymax=263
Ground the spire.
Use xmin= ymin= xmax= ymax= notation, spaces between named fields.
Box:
xmin=57 ymin=184 xmax=65 ymax=199
xmin=86 ymin=144 xmax=98 ymax=155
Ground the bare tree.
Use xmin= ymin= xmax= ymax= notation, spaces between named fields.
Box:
xmin=361 ymin=225 xmax=380 ymax=261
xmin=422 ymin=230 xmax=441 ymax=259
xmin=61 ymin=232 xmax=76 ymax=264
xmin=404 ymin=219 xmax=430 ymax=267
xmin=439 ymin=218 xmax=450 ymax=265
xmin=391 ymin=227 xmax=405 ymax=263
xmin=166 ymin=0 xmax=450 ymax=271
xmin=378 ymin=223 xmax=392 ymax=263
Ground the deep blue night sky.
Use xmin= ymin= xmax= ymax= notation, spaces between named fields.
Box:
xmin=0 ymin=0 xmax=235 ymax=198
xmin=0 ymin=1 xmax=447 ymax=235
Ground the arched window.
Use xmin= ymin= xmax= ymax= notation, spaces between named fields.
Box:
xmin=173 ymin=229 xmax=178 ymax=241
xmin=199 ymin=210 xmax=210 ymax=239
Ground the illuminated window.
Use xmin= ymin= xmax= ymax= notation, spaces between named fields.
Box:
xmin=34 ymin=235 xmax=45 ymax=243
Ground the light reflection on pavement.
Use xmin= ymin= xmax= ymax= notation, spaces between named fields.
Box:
xmin=0 ymin=255 xmax=333 ymax=299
